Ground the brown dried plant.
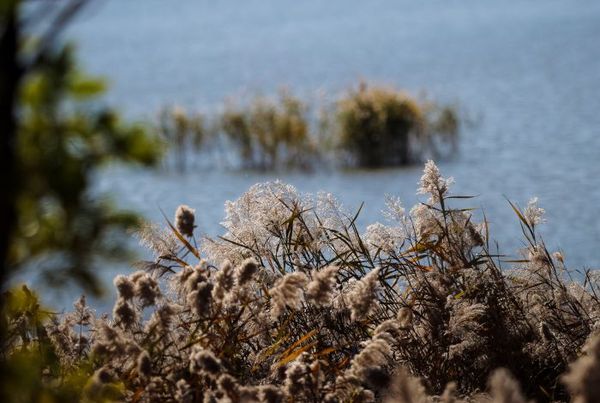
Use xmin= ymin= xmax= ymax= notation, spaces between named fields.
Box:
xmin=3 ymin=161 xmax=600 ymax=402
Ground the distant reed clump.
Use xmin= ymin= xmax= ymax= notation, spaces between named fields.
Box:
xmin=219 ymin=91 xmax=317 ymax=170
xmin=156 ymin=83 xmax=460 ymax=171
xmin=335 ymin=83 xmax=459 ymax=167
xmin=157 ymin=106 xmax=207 ymax=172
xmin=4 ymin=161 xmax=600 ymax=402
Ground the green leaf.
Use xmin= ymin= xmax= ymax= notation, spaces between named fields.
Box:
xmin=69 ymin=74 xmax=107 ymax=99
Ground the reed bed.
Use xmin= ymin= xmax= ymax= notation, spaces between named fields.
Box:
xmin=2 ymin=161 xmax=599 ymax=402
xmin=157 ymin=84 xmax=460 ymax=171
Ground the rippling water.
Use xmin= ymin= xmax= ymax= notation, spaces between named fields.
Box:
xmin=39 ymin=0 xmax=600 ymax=307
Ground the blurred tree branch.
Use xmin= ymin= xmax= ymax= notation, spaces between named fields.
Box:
xmin=1 ymin=0 xmax=25 ymax=315
xmin=2 ymin=0 xmax=88 ymax=309
xmin=1 ymin=0 xmax=161 ymax=343
xmin=26 ymin=0 xmax=86 ymax=70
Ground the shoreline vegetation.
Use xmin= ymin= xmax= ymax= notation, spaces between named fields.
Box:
xmin=157 ymin=83 xmax=460 ymax=172
xmin=3 ymin=161 xmax=600 ymax=402
xmin=3 ymin=3 xmax=599 ymax=403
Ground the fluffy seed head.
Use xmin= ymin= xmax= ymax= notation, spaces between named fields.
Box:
xmin=114 ymin=275 xmax=135 ymax=300
xmin=217 ymin=374 xmax=240 ymax=397
xmin=112 ymin=297 xmax=137 ymax=327
xmin=562 ymin=333 xmax=600 ymax=403
xmin=284 ymin=360 xmax=312 ymax=397
xmin=349 ymin=334 xmax=392 ymax=381
xmin=73 ymin=295 xmax=92 ymax=325
xmin=175 ymin=204 xmax=196 ymax=237
xmin=524 ymin=197 xmax=545 ymax=227
xmin=347 ymin=268 xmax=380 ymax=322
xmin=417 ymin=160 xmax=453 ymax=203
xmin=236 ymin=258 xmax=259 ymax=286
xmin=189 ymin=347 xmax=222 ymax=376
xmin=397 ymin=307 xmax=414 ymax=328
xmin=306 ymin=265 xmax=339 ymax=306
xmin=175 ymin=379 xmax=193 ymax=403
xmin=133 ymin=273 xmax=161 ymax=307
xmin=488 ymin=368 xmax=527 ymax=403
xmin=260 ymin=385 xmax=285 ymax=403
xmin=212 ymin=260 xmax=235 ymax=301
xmin=188 ymin=281 xmax=213 ymax=316
xmin=269 ymin=272 xmax=308 ymax=320
xmin=383 ymin=367 xmax=429 ymax=403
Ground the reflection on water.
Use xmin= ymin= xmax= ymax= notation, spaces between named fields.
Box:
xmin=41 ymin=0 xmax=600 ymax=309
